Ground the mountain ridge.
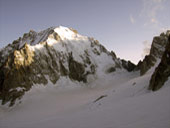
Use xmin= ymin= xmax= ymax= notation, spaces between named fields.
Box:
xmin=0 ymin=26 xmax=169 ymax=107
xmin=137 ymin=30 xmax=170 ymax=75
xmin=0 ymin=26 xmax=134 ymax=106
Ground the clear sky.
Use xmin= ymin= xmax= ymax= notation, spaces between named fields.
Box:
xmin=0 ymin=0 xmax=170 ymax=63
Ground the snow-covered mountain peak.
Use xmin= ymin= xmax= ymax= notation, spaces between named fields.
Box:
xmin=1 ymin=26 xmax=133 ymax=106
xmin=8 ymin=26 xmax=84 ymax=50
xmin=54 ymin=26 xmax=81 ymax=40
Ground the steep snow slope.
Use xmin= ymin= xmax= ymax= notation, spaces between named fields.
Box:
xmin=0 ymin=69 xmax=169 ymax=128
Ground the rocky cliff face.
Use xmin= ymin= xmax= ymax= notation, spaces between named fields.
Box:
xmin=137 ymin=31 xmax=170 ymax=75
xmin=0 ymin=26 xmax=129 ymax=106
xmin=148 ymin=35 xmax=170 ymax=91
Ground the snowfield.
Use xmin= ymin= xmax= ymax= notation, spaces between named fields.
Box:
xmin=0 ymin=70 xmax=170 ymax=128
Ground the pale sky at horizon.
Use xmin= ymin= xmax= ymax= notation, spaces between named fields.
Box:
xmin=0 ymin=0 xmax=170 ymax=63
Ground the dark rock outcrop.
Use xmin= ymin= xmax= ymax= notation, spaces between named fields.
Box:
xmin=149 ymin=35 xmax=170 ymax=91
xmin=121 ymin=59 xmax=136 ymax=72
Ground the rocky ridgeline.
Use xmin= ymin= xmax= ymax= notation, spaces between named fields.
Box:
xmin=137 ymin=31 xmax=170 ymax=75
xmin=0 ymin=26 xmax=134 ymax=106
xmin=149 ymin=35 xmax=170 ymax=91
xmin=136 ymin=30 xmax=170 ymax=91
